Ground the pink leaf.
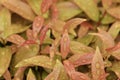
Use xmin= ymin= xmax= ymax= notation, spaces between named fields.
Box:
xmin=32 ymin=16 xmax=44 ymax=38
xmin=92 ymin=47 xmax=106 ymax=80
xmin=26 ymin=29 xmax=34 ymax=40
xmin=60 ymin=30 xmax=70 ymax=59
xmin=6 ymin=34 xmax=25 ymax=46
xmin=51 ymin=4 xmax=58 ymax=21
xmin=41 ymin=0 xmax=53 ymax=13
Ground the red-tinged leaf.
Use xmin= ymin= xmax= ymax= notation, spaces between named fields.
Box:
xmin=106 ymin=42 xmax=120 ymax=60
xmin=26 ymin=29 xmax=34 ymax=40
xmin=63 ymin=60 xmax=75 ymax=76
xmin=78 ymin=21 xmax=93 ymax=38
xmin=40 ymin=46 xmax=50 ymax=54
xmin=6 ymin=34 xmax=25 ymax=46
xmin=10 ymin=45 xmax=18 ymax=54
xmin=71 ymin=71 xmax=90 ymax=80
xmin=3 ymin=70 xmax=11 ymax=80
xmin=60 ymin=30 xmax=70 ymax=59
xmin=32 ymin=16 xmax=44 ymax=38
xmin=44 ymin=60 xmax=61 ymax=80
xmin=41 ymin=0 xmax=53 ymax=13
xmin=102 ymin=0 xmax=112 ymax=9
xmin=92 ymin=47 xmax=106 ymax=80
xmin=13 ymin=67 xmax=26 ymax=80
xmin=90 ymin=28 xmax=115 ymax=49
xmin=64 ymin=18 xmax=86 ymax=31
xmin=107 ymin=6 xmax=120 ymax=19
xmin=20 ymin=40 xmax=37 ymax=47
xmin=1 ymin=0 xmax=35 ymax=21
xmin=69 ymin=53 xmax=94 ymax=67
xmin=63 ymin=60 xmax=90 ymax=80
xmin=51 ymin=4 xmax=58 ymax=21
xmin=39 ymin=24 xmax=50 ymax=45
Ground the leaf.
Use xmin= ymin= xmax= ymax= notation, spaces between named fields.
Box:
xmin=102 ymin=0 xmax=112 ymax=9
xmin=41 ymin=0 xmax=52 ymax=13
xmin=26 ymin=29 xmax=34 ymax=40
xmin=73 ymin=0 xmax=100 ymax=22
xmin=69 ymin=53 xmax=94 ymax=67
xmin=101 ymin=13 xmax=115 ymax=24
xmin=27 ymin=69 xmax=36 ymax=80
xmin=32 ymin=16 xmax=44 ymax=38
xmin=63 ymin=60 xmax=90 ymax=80
xmin=60 ymin=30 xmax=70 ymax=59
xmin=26 ymin=0 xmax=42 ymax=15
xmin=0 ymin=24 xmax=30 ymax=39
xmin=16 ymin=55 xmax=55 ymax=69
xmin=70 ymin=41 xmax=95 ymax=54
xmin=13 ymin=67 xmax=26 ymax=80
xmin=1 ymin=0 xmax=36 ymax=21
xmin=57 ymin=1 xmax=82 ymax=21
xmin=64 ymin=18 xmax=86 ymax=36
xmin=11 ymin=44 xmax=39 ymax=71
xmin=107 ymin=42 xmax=120 ymax=60
xmin=92 ymin=47 xmax=106 ymax=80
xmin=78 ymin=21 xmax=93 ymax=38
xmin=0 ymin=47 xmax=12 ymax=77
xmin=6 ymin=34 xmax=25 ymax=46
xmin=108 ymin=21 xmax=120 ymax=39
xmin=39 ymin=24 xmax=50 ymax=45
xmin=0 ymin=7 xmax=11 ymax=33
xmin=3 ymin=70 xmax=11 ymax=80
xmin=51 ymin=4 xmax=58 ymax=21
xmin=90 ymin=28 xmax=115 ymax=49
xmin=110 ymin=62 xmax=120 ymax=79
xmin=44 ymin=60 xmax=61 ymax=80
xmin=107 ymin=6 xmax=120 ymax=19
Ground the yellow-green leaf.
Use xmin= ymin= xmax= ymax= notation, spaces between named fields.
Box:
xmin=27 ymin=69 xmax=36 ymax=80
xmin=0 ymin=47 xmax=12 ymax=77
xmin=73 ymin=0 xmax=99 ymax=22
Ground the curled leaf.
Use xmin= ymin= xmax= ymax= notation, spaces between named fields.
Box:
xmin=60 ymin=30 xmax=70 ymax=59
xmin=73 ymin=0 xmax=100 ymax=22
xmin=92 ymin=47 xmax=106 ymax=80
xmin=1 ymin=0 xmax=36 ymax=21
xmin=16 ymin=55 xmax=55 ymax=69
xmin=90 ymin=28 xmax=115 ymax=49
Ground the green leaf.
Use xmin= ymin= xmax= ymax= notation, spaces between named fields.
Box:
xmin=0 ymin=7 xmax=11 ymax=33
xmin=73 ymin=0 xmax=100 ymax=22
xmin=108 ymin=21 xmax=120 ymax=39
xmin=0 ymin=24 xmax=30 ymax=39
xmin=57 ymin=1 xmax=82 ymax=21
xmin=16 ymin=55 xmax=55 ymax=69
xmin=27 ymin=69 xmax=36 ymax=80
xmin=70 ymin=41 xmax=95 ymax=54
xmin=26 ymin=0 xmax=42 ymax=15
xmin=0 ymin=47 xmax=12 ymax=77
xmin=11 ymin=44 xmax=39 ymax=71
xmin=101 ymin=13 xmax=115 ymax=24
xmin=110 ymin=62 xmax=120 ymax=79
xmin=92 ymin=47 xmax=106 ymax=80
xmin=45 ymin=60 xmax=69 ymax=80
